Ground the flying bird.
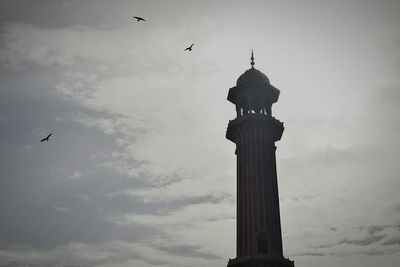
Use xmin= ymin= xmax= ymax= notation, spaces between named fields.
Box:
xmin=184 ymin=43 xmax=194 ymax=51
xmin=40 ymin=133 xmax=53 ymax=143
xmin=133 ymin=16 xmax=146 ymax=22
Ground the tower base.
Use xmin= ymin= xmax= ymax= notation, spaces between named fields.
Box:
xmin=227 ymin=255 xmax=294 ymax=267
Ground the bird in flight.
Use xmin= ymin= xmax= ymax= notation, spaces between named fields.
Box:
xmin=40 ymin=133 xmax=53 ymax=143
xmin=133 ymin=16 xmax=146 ymax=22
xmin=184 ymin=43 xmax=194 ymax=51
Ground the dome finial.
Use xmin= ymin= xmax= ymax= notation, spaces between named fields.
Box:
xmin=250 ymin=50 xmax=255 ymax=68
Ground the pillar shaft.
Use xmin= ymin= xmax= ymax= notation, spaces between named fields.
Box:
xmin=235 ymin=129 xmax=283 ymax=257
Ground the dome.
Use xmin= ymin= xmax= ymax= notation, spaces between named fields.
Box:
xmin=236 ymin=67 xmax=270 ymax=86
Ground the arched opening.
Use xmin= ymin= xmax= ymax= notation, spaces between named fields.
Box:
xmin=257 ymin=231 xmax=269 ymax=255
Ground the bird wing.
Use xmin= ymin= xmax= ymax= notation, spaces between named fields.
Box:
xmin=40 ymin=133 xmax=52 ymax=142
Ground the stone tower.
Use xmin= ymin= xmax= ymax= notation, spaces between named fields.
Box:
xmin=226 ymin=52 xmax=294 ymax=267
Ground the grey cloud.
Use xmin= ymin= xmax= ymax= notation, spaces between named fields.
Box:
xmin=394 ymin=203 xmax=400 ymax=214
xmin=309 ymin=244 xmax=335 ymax=249
xmin=367 ymin=225 xmax=388 ymax=236
xmin=294 ymin=252 xmax=325 ymax=257
xmin=0 ymin=80 xmax=160 ymax=248
xmin=104 ymin=192 xmax=230 ymax=216
xmin=0 ymin=0 xmax=86 ymax=29
xmin=0 ymin=241 xmax=169 ymax=267
xmin=0 ymin=0 xmax=219 ymax=31
xmin=130 ymin=190 xmax=233 ymax=215
xmin=336 ymin=224 xmax=398 ymax=247
xmin=309 ymin=224 xmax=400 ymax=251
xmin=289 ymin=194 xmax=318 ymax=202
xmin=0 ymin=13 xmax=232 ymax=263
xmin=157 ymin=245 xmax=221 ymax=260
xmin=0 ymin=116 xmax=7 ymax=125
xmin=339 ymin=235 xmax=386 ymax=246
xmin=0 ymin=0 xmax=138 ymax=30
xmin=204 ymin=214 xmax=235 ymax=222
xmin=362 ymin=250 xmax=386 ymax=256
xmin=383 ymin=238 xmax=400 ymax=246
xmin=0 ymin=74 xmax=231 ymax=252
xmin=293 ymin=248 xmax=398 ymax=259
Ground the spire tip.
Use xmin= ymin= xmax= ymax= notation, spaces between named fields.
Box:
xmin=250 ymin=50 xmax=255 ymax=68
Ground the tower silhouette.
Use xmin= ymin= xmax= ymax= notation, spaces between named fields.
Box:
xmin=226 ymin=52 xmax=294 ymax=267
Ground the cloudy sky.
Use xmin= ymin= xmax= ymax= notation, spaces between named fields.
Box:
xmin=0 ymin=0 xmax=399 ymax=267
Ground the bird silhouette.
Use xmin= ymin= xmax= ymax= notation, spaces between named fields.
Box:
xmin=184 ymin=43 xmax=194 ymax=51
xmin=133 ymin=16 xmax=146 ymax=22
xmin=40 ymin=133 xmax=53 ymax=143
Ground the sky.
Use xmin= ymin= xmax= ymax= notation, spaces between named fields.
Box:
xmin=0 ymin=0 xmax=399 ymax=267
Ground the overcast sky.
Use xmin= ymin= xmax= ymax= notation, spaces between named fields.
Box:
xmin=0 ymin=1 xmax=399 ymax=267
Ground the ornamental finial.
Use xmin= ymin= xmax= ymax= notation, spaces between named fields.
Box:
xmin=250 ymin=50 xmax=255 ymax=68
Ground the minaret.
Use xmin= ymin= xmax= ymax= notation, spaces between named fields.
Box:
xmin=226 ymin=52 xmax=294 ymax=267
